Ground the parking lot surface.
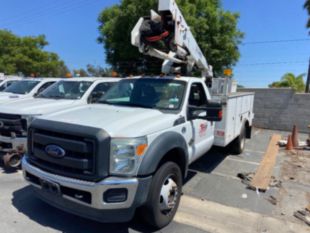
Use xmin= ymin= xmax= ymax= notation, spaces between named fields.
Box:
xmin=0 ymin=128 xmax=309 ymax=233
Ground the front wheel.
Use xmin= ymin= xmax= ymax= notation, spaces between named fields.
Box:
xmin=3 ymin=153 xmax=22 ymax=168
xmin=140 ymin=161 xmax=182 ymax=229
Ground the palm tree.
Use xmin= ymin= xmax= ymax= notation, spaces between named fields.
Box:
xmin=269 ymin=73 xmax=306 ymax=92
xmin=305 ymin=0 xmax=310 ymax=29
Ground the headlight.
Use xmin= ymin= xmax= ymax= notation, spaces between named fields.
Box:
xmin=110 ymin=137 xmax=148 ymax=176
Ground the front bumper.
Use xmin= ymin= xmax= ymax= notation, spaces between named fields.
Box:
xmin=0 ymin=135 xmax=26 ymax=153
xmin=22 ymin=157 xmax=152 ymax=222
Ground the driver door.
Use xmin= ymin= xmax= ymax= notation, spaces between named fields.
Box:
xmin=188 ymin=83 xmax=214 ymax=162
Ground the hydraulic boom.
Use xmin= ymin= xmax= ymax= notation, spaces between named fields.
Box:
xmin=131 ymin=0 xmax=213 ymax=78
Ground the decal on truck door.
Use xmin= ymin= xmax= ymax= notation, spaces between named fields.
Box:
xmin=199 ymin=123 xmax=207 ymax=137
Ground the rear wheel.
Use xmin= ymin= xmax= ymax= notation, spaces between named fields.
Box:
xmin=231 ymin=125 xmax=246 ymax=154
xmin=140 ymin=162 xmax=182 ymax=229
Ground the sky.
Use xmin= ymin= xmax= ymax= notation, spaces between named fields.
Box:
xmin=0 ymin=0 xmax=309 ymax=87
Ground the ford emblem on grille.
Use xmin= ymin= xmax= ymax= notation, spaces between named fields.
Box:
xmin=45 ymin=145 xmax=66 ymax=158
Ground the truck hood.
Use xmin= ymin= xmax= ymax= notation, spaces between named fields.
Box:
xmin=0 ymin=98 xmax=77 ymax=115
xmin=40 ymin=104 xmax=179 ymax=137
xmin=0 ymin=93 xmax=28 ymax=103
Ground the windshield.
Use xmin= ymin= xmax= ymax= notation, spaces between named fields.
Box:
xmin=99 ymin=79 xmax=186 ymax=110
xmin=37 ymin=81 xmax=93 ymax=99
xmin=0 ymin=80 xmax=18 ymax=92
xmin=4 ymin=80 xmax=40 ymax=94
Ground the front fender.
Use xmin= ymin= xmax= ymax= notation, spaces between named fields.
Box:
xmin=138 ymin=131 xmax=188 ymax=177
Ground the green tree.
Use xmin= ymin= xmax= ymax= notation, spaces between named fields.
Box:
xmin=98 ymin=0 xmax=243 ymax=76
xmin=305 ymin=0 xmax=310 ymax=29
xmin=0 ymin=30 xmax=69 ymax=77
xmin=269 ymin=73 xmax=306 ymax=92
xmin=87 ymin=64 xmax=114 ymax=77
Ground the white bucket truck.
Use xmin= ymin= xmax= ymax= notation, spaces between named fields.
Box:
xmin=22 ymin=0 xmax=254 ymax=229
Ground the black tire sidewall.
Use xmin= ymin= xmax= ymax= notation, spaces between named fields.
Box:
xmin=143 ymin=161 xmax=182 ymax=229
xmin=232 ymin=124 xmax=246 ymax=154
xmin=239 ymin=126 xmax=246 ymax=151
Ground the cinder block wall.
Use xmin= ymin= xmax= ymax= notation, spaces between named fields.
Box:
xmin=239 ymin=88 xmax=310 ymax=133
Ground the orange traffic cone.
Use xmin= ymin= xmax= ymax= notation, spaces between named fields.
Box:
xmin=286 ymin=135 xmax=293 ymax=150
xmin=291 ymin=125 xmax=299 ymax=147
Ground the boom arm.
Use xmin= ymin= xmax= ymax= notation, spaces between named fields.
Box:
xmin=131 ymin=0 xmax=213 ymax=78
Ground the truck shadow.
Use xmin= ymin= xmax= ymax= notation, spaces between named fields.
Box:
xmin=0 ymin=162 xmax=19 ymax=174
xmin=185 ymin=146 xmax=230 ymax=184
xmin=12 ymin=186 xmax=157 ymax=233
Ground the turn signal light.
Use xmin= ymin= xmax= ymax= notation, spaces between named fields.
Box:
xmin=136 ymin=144 xmax=147 ymax=156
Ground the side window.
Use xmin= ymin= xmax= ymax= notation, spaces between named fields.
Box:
xmin=188 ymin=83 xmax=208 ymax=107
xmin=0 ymin=84 xmax=5 ymax=92
xmin=89 ymin=82 xmax=115 ymax=103
xmin=5 ymin=81 xmax=14 ymax=89
xmin=0 ymin=81 xmax=15 ymax=91
xmin=37 ymin=82 xmax=55 ymax=94
xmin=91 ymin=82 xmax=114 ymax=95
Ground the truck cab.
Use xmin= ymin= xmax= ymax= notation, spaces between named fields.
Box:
xmin=22 ymin=76 xmax=252 ymax=228
xmin=0 ymin=78 xmax=58 ymax=103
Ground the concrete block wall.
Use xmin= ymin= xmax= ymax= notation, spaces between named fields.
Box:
xmin=239 ymin=88 xmax=310 ymax=133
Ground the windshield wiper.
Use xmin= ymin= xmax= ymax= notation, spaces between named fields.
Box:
xmin=97 ymin=100 xmax=153 ymax=108
xmin=47 ymin=95 xmax=66 ymax=99
xmin=4 ymin=90 xmax=22 ymax=94
xmin=35 ymin=94 xmax=48 ymax=98
xmin=117 ymin=102 xmax=154 ymax=109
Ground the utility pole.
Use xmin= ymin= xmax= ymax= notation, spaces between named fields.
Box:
xmin=306 ymin=57 xmax=310 ymax=93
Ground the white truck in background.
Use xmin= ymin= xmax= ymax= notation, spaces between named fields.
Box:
xmin=0 ymin=77 xmax=23 ymax=92
xmin=0 ymin=78 xmax=120 ymax=168
xmin=22 ymin=0 xmax=254 ymax=229
xmin=0 ymin=78 xmax=58 ymax=103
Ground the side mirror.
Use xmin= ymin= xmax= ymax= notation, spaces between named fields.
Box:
xmin=88 ymin=92 xmax=104 ymax=103
xmin=188 ymin=102 xmax=222 ymax=122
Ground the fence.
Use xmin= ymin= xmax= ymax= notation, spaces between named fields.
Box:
xmin=239 ymin=88 xmax=310 ymax=133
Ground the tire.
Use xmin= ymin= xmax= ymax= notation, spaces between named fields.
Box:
xmin=140 ymin=162 xmax=182 ymax=229
xmin=3 ymin=153 xmax=22 ymax=168
xmin=231 ymin=125 xmax=246 ymax=154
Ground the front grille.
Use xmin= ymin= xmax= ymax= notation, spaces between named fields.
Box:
xmin=0 ymin=113 xmax=26 ymax=137
xmin=27 ymin=119 xmax=110 ymax=182
xmin=28 ymin=128 xmax=96 ymax=180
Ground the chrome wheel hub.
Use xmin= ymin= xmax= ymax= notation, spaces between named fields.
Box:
xmin=159 ymin=176 xmax=178 ymax=214
xmin=241 ymin=137 xmax=245 ymax=149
